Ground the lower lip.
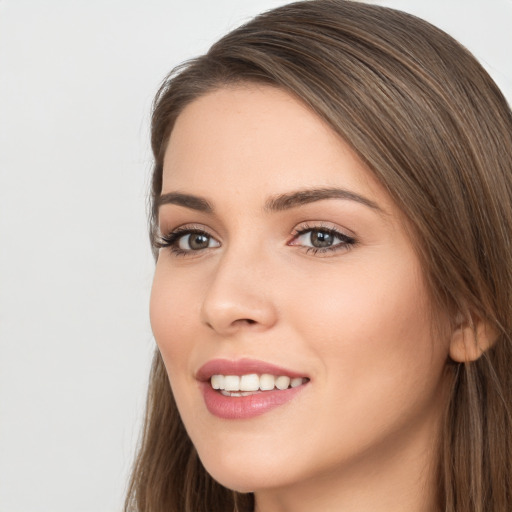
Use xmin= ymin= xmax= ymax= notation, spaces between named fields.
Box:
xmin=201 ymin=382 xmax=307 ymax=420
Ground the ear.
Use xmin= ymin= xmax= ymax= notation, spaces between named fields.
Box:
xmin=449 ymin=311 xmax=498 ymax=363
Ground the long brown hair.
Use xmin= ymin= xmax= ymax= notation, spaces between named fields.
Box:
xmin=125 ymin=1 xmax=512 ymax=510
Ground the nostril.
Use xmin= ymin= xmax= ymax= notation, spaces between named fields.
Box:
xmin=235 ymin=318 xmax=257 ymax=326
xmin=204 ymin=318 xmax=258 ymax=332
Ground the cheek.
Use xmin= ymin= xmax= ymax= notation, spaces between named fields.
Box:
xmin=288 ymin=254 xmax=446 ymax=394
xmin=149 ymin=263 xmax=205 ymax=425
xmin=149 ymin=261 xmax=198 ymax=373
xmin=278 ymin=259 xmax=450 ymax=468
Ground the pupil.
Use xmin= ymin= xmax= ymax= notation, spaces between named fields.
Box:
xmin=311 ymin=230 xmax=333 ymax=247
xmin=190 ymin=234 xmax=209 ymax=250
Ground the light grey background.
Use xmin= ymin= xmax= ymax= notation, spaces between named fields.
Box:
xmin=0 ymin=1 xmax=511 ymax=511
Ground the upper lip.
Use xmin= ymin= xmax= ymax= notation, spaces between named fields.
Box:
xmin=196 ymin=358 xmax=308 ymax=382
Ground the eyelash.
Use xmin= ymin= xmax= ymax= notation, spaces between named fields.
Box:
xmin=290 ymin=223 xmax=357 ymax=255
xmin=156 ymin=223 xmax=357 ymax=257
xmin=155 ymin=225 xmax=216 ymax=257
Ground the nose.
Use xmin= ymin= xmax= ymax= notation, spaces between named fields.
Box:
xmin=200 ymin=248 xmax=278 ymax=336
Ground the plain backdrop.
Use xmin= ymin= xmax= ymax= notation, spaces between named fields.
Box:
xmin=0 ymin=1 xmax=511 ymax=511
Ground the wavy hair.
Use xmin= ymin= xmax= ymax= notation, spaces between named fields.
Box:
xmin=125 ymin=1 xmax=512 ymax=510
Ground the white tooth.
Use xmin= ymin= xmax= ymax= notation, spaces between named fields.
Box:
xmin=290 ymin=377 xmax=303 ymax=388
xmin=240 ymin=374 xmax=260 ymax=391
xmin=259 ymin=374 xmax=275 ymax=391
xmin=275 ymin=376 xmax=291 ymax=390
xmin=211 ymin=375 xmax=225 ymax=390
xmin=224 ymin=375 xmax=240 ymax=391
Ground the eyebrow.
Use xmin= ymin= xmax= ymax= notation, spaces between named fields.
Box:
xmin=156 ymin=187 xmax=383 ymax=214
xmin=156 ymin=192 xmax=213 ymax=213
xmin=264 ymin=187 xmax=383 ymax=213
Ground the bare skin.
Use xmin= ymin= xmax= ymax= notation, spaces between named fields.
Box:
xmin=151 ymin=84 xmax=453 ymax=511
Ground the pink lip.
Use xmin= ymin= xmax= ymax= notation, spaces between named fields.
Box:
xmin=196 ymin=358 xmax=309 ymax=420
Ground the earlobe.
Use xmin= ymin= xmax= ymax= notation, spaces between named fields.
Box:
xmin=449 ymin=312 xmax=498 ymax=363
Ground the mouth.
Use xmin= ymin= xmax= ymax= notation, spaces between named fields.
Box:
xmin=197 ymin=359 xmax=310 ymax=419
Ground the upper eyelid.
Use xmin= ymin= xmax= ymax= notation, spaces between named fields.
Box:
xmin=159 ymin=221 xmax=354 ymax=236
xmin=159 ymin=223 xmax=218 ymax=237
xmin=291 ymin=221 xmax=356 ymax=238
xmin=158 ymin=221 xmax=356 ymax=246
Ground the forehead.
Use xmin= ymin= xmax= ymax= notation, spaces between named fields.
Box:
xmin=162 ymin=84 xmax=388 ymax=209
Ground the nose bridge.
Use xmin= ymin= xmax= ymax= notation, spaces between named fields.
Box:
xmin=201 ymin=238 xmax=277 ymax=334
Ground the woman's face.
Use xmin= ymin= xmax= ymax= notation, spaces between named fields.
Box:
xmin=151 ymin=85 xmax=451 ymax=498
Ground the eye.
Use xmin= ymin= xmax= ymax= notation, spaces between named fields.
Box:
xmin=289 ymin=225 xmax=356 ymax=255
xmin=298 ymin=229 xmax=337 ymax=248
xmin=177 ymin=232 xmax=217 ymax=251
xmin=156 ymin=227 xmax=220 ymax=256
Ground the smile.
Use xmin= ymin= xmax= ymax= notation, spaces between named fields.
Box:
xmin=197 ymin=359 xmax=310 ymax=419
xmin=211 ymin=374 xmax=307 ymax=395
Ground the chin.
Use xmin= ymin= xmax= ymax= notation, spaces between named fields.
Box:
xmin=197 ymin=446 xmax=299 ymax=493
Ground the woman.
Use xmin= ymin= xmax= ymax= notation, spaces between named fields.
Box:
xmin=125 ymin=1 xmax=512 ymax=511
